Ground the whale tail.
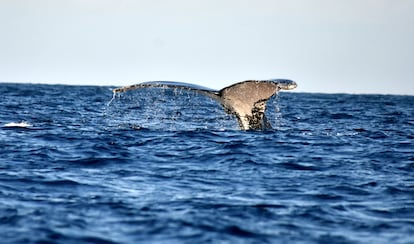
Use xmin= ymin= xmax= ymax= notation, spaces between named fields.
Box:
xmin=217 ymin=79 xmax=296 ymax=130
xmin=112 ymin=79 xmax=297 ymax=130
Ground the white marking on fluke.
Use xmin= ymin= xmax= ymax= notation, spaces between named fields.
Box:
xmin=112 ymin=79 xmax=297 ymax=130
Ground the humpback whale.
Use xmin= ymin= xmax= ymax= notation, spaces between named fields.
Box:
xmin=112 ymin=79 xmax=297 ymax=130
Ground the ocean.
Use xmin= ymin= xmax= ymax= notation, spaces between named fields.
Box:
xmin=0 ymin=83 xmax=413 ymax=243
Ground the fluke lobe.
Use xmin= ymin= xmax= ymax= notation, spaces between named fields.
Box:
xmin=113 ymin=79 xmax=297 ymax=130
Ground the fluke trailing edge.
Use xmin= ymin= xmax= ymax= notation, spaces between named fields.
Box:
xmin=112 ymin=79 xmax=297 ymax=130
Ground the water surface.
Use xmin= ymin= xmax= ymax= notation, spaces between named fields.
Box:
xmin=0 ymin=83 xmax=413 ymax=243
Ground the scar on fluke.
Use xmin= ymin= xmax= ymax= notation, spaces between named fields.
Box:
xmin=112 ymin=79 xmax=297 ymax=130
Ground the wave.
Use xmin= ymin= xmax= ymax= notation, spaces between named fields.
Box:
xmin=3 ymin=121 xmax=33 ymax=128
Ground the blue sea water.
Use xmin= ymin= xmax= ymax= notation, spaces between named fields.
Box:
xmin=0 ymin=83 xmax=413 ymax=243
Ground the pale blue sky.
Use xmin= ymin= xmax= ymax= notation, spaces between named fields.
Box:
xmin=1 ymin=0 xmax=413 ymax=94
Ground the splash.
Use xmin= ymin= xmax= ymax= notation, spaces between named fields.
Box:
xmin=105 ymin=87 xmax=238 ymax=131
xmin=267 ymin=93 xmax=282 ymax=129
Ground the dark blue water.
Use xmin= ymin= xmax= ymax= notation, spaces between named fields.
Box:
xmin=1 ymin=83 xmax=413 ymax=243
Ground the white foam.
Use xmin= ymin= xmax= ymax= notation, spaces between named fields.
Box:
xmin=3 ymin=122 xmax=33 ymax=128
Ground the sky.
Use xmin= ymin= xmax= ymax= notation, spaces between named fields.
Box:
xmin=0 ymin=0 xmax=413 ymax=95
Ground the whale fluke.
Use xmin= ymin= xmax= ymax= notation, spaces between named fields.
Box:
xmin=112 ymin=79 xmax=297 ymax=130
